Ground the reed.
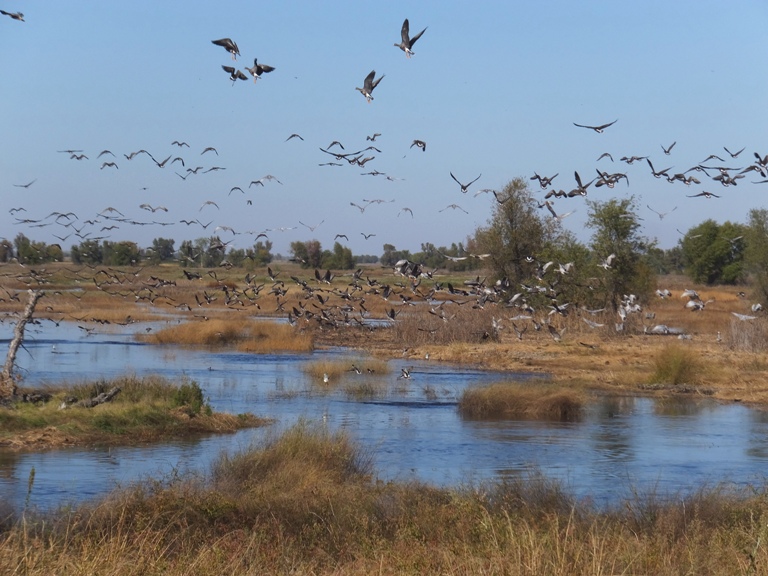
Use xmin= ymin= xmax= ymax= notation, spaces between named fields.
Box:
xmin=144 ymin=318 xmax=313 ymax=352
xmin=3 ymin=423 xmax=768 ymax=574
xmin=650 ymin=343 xmax=704 ymax=386
xmin=302 ymin=357 xmax=389 ymax=383
xmin=459 ymin=380 xmax=586 ymax=420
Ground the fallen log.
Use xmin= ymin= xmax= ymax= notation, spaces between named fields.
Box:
xmin=77 ymin=387 xmax=122 ymax=408
xmin=1 ymin=290 xmax=44 ymax=401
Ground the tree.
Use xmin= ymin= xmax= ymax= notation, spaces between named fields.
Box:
xmin=0 ymin=239 xmax=14 ymax=262
xmin=290 ymin=240 xmax=323 ymax=268
xmin=744 ymin=208 xmax=768 ymax=302
xmin=103 ymin=241 xmax=141 ymax=266
xmin=380 ymin=244 xmax=411 ymax=267
xmin=473 ymin=177 xmax=555 ymax=285
xmin=247 ymin=240 xmax=273 ymax=267
xmin=71 ymin=239 xmax=102 ymax=265
xmin=322 ymin=242 xmax=355 ymax=269
xmin=586 ymin=196 xmax=655 ymax=311
xmin=149 ymin=237 xmax=176 ymax=264
xmin=680 ymin=219 xmax=746 ymax=285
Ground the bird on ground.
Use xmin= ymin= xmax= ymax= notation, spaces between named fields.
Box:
xmin=411 ymin=139 xmax=426 ymax=151
xmin=212 ymin=38 xmax=240 ymax=60
xmin=394 ymin=18 xmax=427 ymax=58
xmin=450 ymin=172 xmax=481 ymax=193
xmin=0 ymin=10 xmax=24 ymax=21
xmin=687 ymin=191 xmax=720 ymax=199
xmin=573 ymin=119 xmax=617 ymax=133
xmin=13 ymin=179 xmax=36 ymax=188
xmin=356 ymin=70 xmax=385 ymax=103
xmin=661 ymin=141 xmax=676 ymax=155
xmin=244 ymin=58 xmax=275 ymax=82
xmin=222 ymin=65 xmax=248 ymax=84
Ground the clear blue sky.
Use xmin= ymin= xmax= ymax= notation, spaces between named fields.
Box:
xmin=2 ymin=1 xmax=767 ymax=258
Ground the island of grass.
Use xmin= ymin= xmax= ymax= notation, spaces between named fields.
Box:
xmin=0 ymin=375 xmax=270 ymax=450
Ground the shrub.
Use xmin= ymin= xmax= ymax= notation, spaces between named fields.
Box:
xmin=650 ymin=344 xmax=703 ymax=385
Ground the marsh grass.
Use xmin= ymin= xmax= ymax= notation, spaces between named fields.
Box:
xmin=394 ymin=304 xmax=501 ymax=346
xmin=303 ymin=357 xmax=389 ymax=383
xmin=0 ymin=376 xmax=266 ymax=447
xmin=459 ymin=381 xmax=586 ymax=421
xmin=145 ymin=318 xmax=313 ymax=352
xmin=727 ymin=316 xmax=768 ymax=352
xmin=650 ymin=343 xmax=704 ymax=386
xmin=4 ymin=423 xmax=768 ymax=574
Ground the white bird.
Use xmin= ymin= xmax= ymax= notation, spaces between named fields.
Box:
xmin=599 ymin=253 xmax=616 ymax=269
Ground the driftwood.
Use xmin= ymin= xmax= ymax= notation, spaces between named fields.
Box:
xmin=1 ymin=290 xmax=44 ymax=400
xmin=76 ymin=386 xmax=122 ymax=408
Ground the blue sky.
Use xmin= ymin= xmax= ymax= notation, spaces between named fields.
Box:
xmin=2 ymin=1 xmax=767 ymax=258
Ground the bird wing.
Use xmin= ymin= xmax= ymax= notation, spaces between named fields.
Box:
xmin=409 ymin=26 xmax=427 ymax=47
xmin=401 ymin=19 xmax=410 ymax=43
xmin=363 ymin=70 xmax=376 ymax=91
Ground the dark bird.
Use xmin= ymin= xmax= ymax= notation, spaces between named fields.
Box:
xmin=361 ymin=232 xmax=376 ymax=239
xmin=222 ymin=65 xmax=248 ymax=84
xmin=573 ymin=119 xmax=618 ymax=133
xmin=172 ymin=140 xmax=189 ymax=147
xmin=356 ymin=70 xmax=385 ymax=103
xmin=724 ymin=146 xmax=745 ymax=158
xmin=285 ymin=133 xmax=304 ymax=142
xmin=596 ymin=152 xmax=614 ymax=162
xmin=97 ymin=150 xmax=115 ymax=158
xmin=244 ymin=58 xmax=275 ymax=82
xmin=334 ymin=234 xmax=349 ymax=241
xmin=100 ymin=162 xmax=118 ymax=170
xmin=201 ymin=146 xmax=218 ymax=156
xmin=394 ymin=18 xmax=427 ymax=58
xmin=411 ymin=139 xmax=426 ymax=151
xmin=661 ymin=141 xmax=676 ymax=155
xmin=450 ymin=172 xmax=481 ymax=193
xmin=212 ymin=38 xmax=240 ymax=60
xmin=366 ymin=133 xmax=381 ymax=141
xmin=687 ymin=191 xmax=720 ymax=199
xmin=0 ymin=10 xmax=24 ymax=21
xmin=13 ymin=179 xmax=36 ymax=188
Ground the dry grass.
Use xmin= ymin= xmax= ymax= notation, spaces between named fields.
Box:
xmin=650 ymin=343 xmax=705 ymax=386
xmin=3 ymin=423 xmax=768 ymax=574
xmin=302 ymin=357 xmax=389 ymax=382
xmin=459 ymin=381 xmax=587 ymax=420
xmin=144 ymin=318 xmax=313 ymax=352
xmin=0 ymin=375 xmax=267 ymax=449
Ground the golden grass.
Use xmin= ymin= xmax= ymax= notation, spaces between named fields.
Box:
xmin=650 ymin=343 xmax=705 ymax=386
xmin=3 ymin=423 xmax=768 ymax=574
xmin=459 ymin=381 xmax=587 ymax=420
xmin=0 ymin=375 xmax=268 ymax=449
xmin=144 ymin=318 xmax=313 ymax=352
xmin=302 ymin=357 xmax=389 ymax=383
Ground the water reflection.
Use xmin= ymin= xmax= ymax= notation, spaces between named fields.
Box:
xmin=1 ymin=322 xmax=768 ymax=511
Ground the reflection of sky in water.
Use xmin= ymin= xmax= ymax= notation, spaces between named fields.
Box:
xmin=2 ymin=322 xmax=768 ymax=511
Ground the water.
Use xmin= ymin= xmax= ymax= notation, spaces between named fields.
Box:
xmin=2 ymin=321 xmax=767 ymax=511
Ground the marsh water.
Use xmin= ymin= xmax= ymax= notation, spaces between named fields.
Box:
xmin=2 ymin=320 xmax=768 ymax=511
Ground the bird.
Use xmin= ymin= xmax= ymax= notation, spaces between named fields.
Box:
xmin=0 ymin=10 xmax=24 ymax=21
xmin=661 ymin=141 xmax=677 ymax=155
xmin=285 ymin=133 xmax=304 ymax=142
xmin=687 ymin=191 xmax=720 ymax=199
xmin=398 ymin=207 xmax=414 ymax=218
xmin=356 ymin=70 xmax=385 ymax=103
xmin=394 ymin=18 xmax=427 ymax=58
xmin=573 ymin=119 xmax=618 ymax=133
xmin=212 ymin=38 xmax=240 ymax=60
xmin=724 ymin=146 xmax=745 ymax=158
xmin=361 ymin=232 xmax=376 ymax=239
xmin=244 ymin=58 xmax=275 ymax=82
xmin=450 ymin=172 xmax=481 ymax=193
xmin=646 ymin=159 xmax=672 ymax=179
xmin=100 ymin=161 xmax=118 ymax=170
xmin=440 ymin=204 xmax=468 ymax=214
xmin=411 ymin=139 xmax=426 ymax=151
xmin=13 ymin=179 xmax=36 ymax=188
xmin=647 ymin=204 xmax=677 ymax=220
xmin=599 ymin=253 xmax=616 ymax=269
xmin=398 ymin=367 xmax=412 ymax=379
xmin=366 ymin=133 xmax=381 ymax=141
xmin=222 ymin=65 xmax=248 ymax=84
xmin=299 ymin=220 xmax=324 ymax=232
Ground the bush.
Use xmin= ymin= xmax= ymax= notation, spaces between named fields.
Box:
xmin=650 ymin=344 xmax=703 ymax=385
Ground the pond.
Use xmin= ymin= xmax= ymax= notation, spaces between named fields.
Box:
xmin=1 ymin=320 xmax=767 ymax=511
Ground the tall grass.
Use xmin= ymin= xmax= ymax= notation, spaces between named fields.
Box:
xmin=145 ymin=318 xmax=313 ymax=352
xmin=650 ymin=344 xmax=704 ymax=386
xmin=3 ymin=423 xmax=768 ymax=574
xmin=459 ymin=381 xmax=586 ymax=420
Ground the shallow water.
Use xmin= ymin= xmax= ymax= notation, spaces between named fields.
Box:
xmin=1 ymin=321 xmax=767 ymax=511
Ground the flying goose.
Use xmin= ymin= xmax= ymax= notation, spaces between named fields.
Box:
xmin=0 ymin=10 xmax=24 ymax=21
xmin=395 ymin=18 xmax=427 ymax=58
xmin=647 ymin=204 xmax=677 ymax=220
xmin=724 ymin=146 xmax=745 ymax=158
xmin=573 ymin=119 xmax=617 ymax=133
xmin=411 ymin=139 xmax=426 ymax=151
xmin=450 ymin=172 xmax=481 ymax=193
xmin=222 ymin=65 xmax=248 ymax=84
xmin=687 ymin=191 xmax=720 ymax=199
xmin=244 ymin=58 xmax=275 ymax=82
xmin=356 ymin=70 xmax=385 ymax=102
xmin=212 ymin=38 xmax=240 ymax=60
xmin=661 ymin=141 xmax=676 ymax=155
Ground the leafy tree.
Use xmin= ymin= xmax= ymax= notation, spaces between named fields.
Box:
xmin=380 ymin=243 xmax=411 ymax=267
xmin=322 ymin=242 xmax=355 ymax=269
xmin=744 ymin=208 xmax=768 ymax=301
xmin=586 ymin=196 xmax=655 ymax=310
xmin=290 ymin=240 xmax=322 ymax=268
xmin=178 ymin=240 xmax=198 ymax=267
xmin=247 ymin=240 xmax=273 ymax=267
xmin=0 ymin=239 xmax=13 ymax=262
xmin=71 ymin=239 xmax=103 ymax=265
xmin=149 ymin=237 xmax=176 ymax=264
xmin=680 ymin=219 xmax=746 ymax=285
xmin=103 ymin=241 xmax=141 ymax=266
xmin=473 ymin=177 xmax=555 ymax=285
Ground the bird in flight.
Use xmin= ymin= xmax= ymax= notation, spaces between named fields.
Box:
xmin=244 ymin=58 xmax=275 ymax=82
xmin=411 ymin=140 xmax=426 ymax=152
xmin=0 ymin=10 xmax=24 ymax=21
xmin=661 ymin=141 xmax=676 ymax=155
xmin=366 ymin=133 xmax=381 ymax=141
xmin=356 ymin=70 xmax=385 ymax=103
xmin=394 ymin=18 xmax=427 ymax=58
xmin=724 ymin=146 xmax=745 ymax=158
xmin=573 ymin=119 xmax=618 ymax=133
xmin=285 ymin=133 xmax=304 ymax=142
xmin=13 ymin=179 xmax=36 ymax=188
xmin=212 ymin=38 xmax=240 ymax=60
xmin=647 ymin=204 xmax=677 ymax=220
xmin=361 ymin=232 xmax=376 ymax=239
xmin=222 ymin=65 xmax=248 ymax=84
xmin=440 ymin=204 xmax=468 ymax=214
xmin=687 ymin=191 xmax=720 ymax=199
xmin=450 ymin=172 xmax=481 ymax=193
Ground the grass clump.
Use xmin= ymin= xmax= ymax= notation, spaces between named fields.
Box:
xmin=650 ymin=343 xmax=704 ymax=386
xmin=303 ymin=357 xmax=389 ymax=385
xmin=145 ymin=318 xmax=313 ymax=353
xmin=0 ymin=376 xmax=266 ymax=448
xmin=5 ymin=424 xmax=768 ymax=574
xmin=459 ymin=381 xmax=586 ymax=421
